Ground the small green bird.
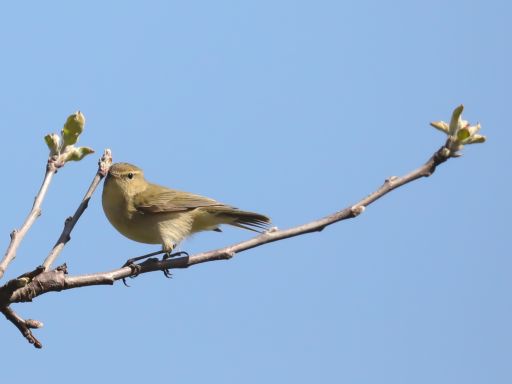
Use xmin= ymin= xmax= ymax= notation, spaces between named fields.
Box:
xmin=102 ymin=163 xmax=271 ymax=254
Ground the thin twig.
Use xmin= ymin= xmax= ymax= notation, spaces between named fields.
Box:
xmin=0 ymin=165 xmax=57 ymax=281
xmin=42 ymin=150 xmax=112 ymax=271
xmin=0 ymin=305 xmax=43 ymax=348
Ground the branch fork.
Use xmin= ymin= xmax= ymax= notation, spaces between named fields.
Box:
xmin=0 ymin=144 xmax=111 ymax=348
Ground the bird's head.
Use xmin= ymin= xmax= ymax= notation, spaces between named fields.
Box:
xmin=105 ymin=162 xmax=147 ymax=196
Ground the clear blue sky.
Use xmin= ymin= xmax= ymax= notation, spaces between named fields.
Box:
xmin=1 ymin=1 xmax=510 ymax=383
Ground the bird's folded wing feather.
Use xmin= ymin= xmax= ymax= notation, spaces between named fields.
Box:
xmin=133 ymin=183 xmax=236 ymax=213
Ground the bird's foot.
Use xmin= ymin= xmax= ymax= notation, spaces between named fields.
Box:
xmin=120 ymin=251 xmax=163 ymax=287
xmin=163 ymin=251 xmax=189 ymax=260
xmin=121 ymin=261 xmax=142 ymax=287
xmin=161 ymin=251 xmax=189 ymax=279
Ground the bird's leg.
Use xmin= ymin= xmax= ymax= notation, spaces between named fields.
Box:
xmin=161 ymin=250 xmax=189 ymax=278
xmin=121 ymin=250 xmax=166 ymax=269
xmin=162 ymin=251 xmax=189 ymax=260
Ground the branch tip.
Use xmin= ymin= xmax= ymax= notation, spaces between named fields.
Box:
xmin=0 ymin=306 xmax=44 ymax=348
xmin=99 ymin=149 xmax=113 ymax=176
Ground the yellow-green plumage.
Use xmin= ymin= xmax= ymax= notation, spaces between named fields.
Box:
xmin=102 ymin=163 xmax=271 ymax=252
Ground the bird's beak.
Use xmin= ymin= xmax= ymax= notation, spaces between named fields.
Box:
xmin=109 ymin=172 xmax=121 ymax=179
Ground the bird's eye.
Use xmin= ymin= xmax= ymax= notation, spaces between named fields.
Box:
xmin=128 ymin=173 xmax=133 ymax=180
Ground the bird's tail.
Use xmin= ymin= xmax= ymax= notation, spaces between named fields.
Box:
xmin=203 ymin=207 xmax=272 ymax=233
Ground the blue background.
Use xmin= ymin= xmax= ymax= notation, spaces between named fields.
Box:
xmin=1 ymin=1 xmax=510 ymax=383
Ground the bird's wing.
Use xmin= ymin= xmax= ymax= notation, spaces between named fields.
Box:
xmin=133 ymin=183 xmax=235 ymax=213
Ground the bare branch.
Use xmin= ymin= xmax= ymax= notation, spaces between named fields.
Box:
xmin=0 ymin=165 xmax=57 ymax=281
xmin=5 ymin=146 xmax=450 ymax=305
xmin=42 ymin=149 xmax=112 ymax=271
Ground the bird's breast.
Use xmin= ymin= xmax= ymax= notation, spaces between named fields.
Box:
xmin=102 ymin=184 xmax=188 ymax=247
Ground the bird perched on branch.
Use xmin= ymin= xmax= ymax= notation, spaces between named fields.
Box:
xmin=102 ymin=163 xmax=271 ymax=256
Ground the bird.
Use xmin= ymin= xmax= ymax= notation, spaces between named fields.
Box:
xmin=102 ymin=163 xmax=271 ymax=258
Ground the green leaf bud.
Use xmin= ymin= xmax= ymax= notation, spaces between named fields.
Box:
xmin=44 ymin=133 xmax=60 ymax=157
xmin=62 ymin=111 xmax=85 ymax=147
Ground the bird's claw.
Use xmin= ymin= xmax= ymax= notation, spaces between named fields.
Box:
xmin=161 ymin=252 xmax=188 ymax=279
xmin=129 ymin=263 xmax=142 ymax=278
xmin=163 ymin=269 xmax=173 ymax=279
xmin=121 ymin=262 xmax=142 ymax=287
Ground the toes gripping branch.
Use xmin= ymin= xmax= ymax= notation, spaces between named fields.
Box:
xmin=121 ymin=250 xmax=189 ymax=286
